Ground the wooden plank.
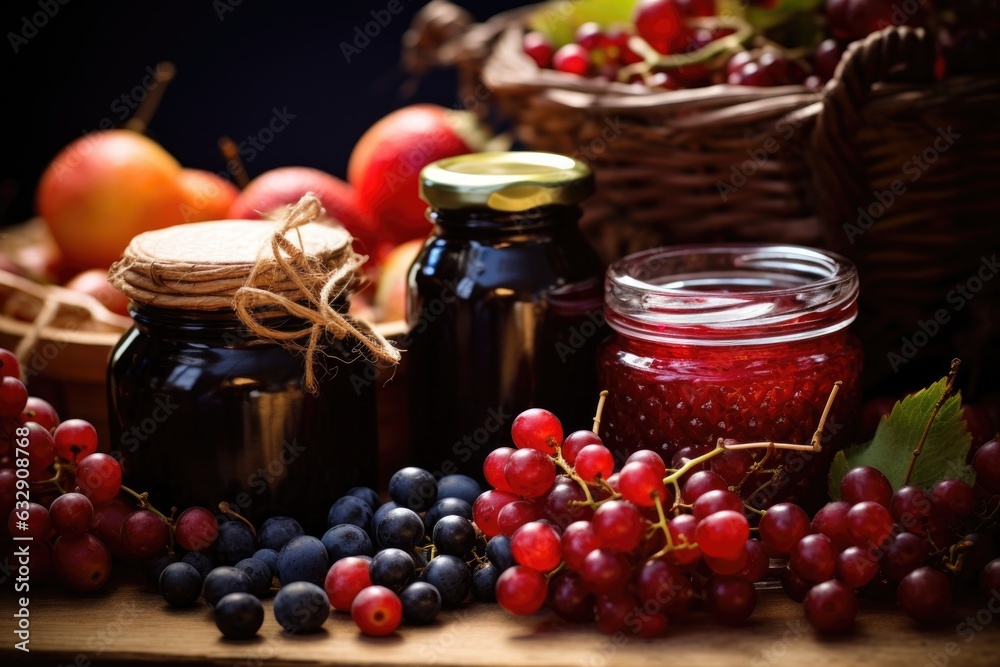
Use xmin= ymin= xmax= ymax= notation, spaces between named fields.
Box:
xmin=3 ymin=581 xmax=1000 ymax=667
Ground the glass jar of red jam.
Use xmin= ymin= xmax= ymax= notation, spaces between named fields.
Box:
xmin=107 ymin=220 xmax=379 ymax=533
xmin=406 ymin=152 xmax=606 ymax=480
xmin=597 ymin=244 xmax=862 ymax=511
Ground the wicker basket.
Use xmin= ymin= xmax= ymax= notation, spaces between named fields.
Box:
xmin=805 ymin=27 xmax=1000 ymax=396
xmin=409 ymin=1 xmax=825 ymax=264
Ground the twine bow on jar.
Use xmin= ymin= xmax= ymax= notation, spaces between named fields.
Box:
xmin=231 ymin=194 xmax=401 ymax=394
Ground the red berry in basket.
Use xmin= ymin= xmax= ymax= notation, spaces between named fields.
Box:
xmin=845 ymin=0 xmax=928 ymax=40
xmin=523 ymin=31 xmax=554 ymax=68
xmin=575 ymin=22 xmax=604 ymax=51
xmin=552 ymin=44 xmax=591 ymax=77
xmin=351 ymin=585 xmax=402 ymax=636
xmin=814 ymin=39 xmax=845 ymax=81
xmin=0 ymin=348 xmax=21 ymax=379
xmin=53 ymin=419 xmax=98 ymax=463
xmin=677 ymin=0 xmax=716 ymax=17
xmin=635 ymin=0 xmax=685 ymax=55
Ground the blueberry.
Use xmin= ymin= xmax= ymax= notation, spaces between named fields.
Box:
xmin=432 ymin=516 xmax=476 ymax=557
xmin=371 ymin=501 xmax=399 ymax=546
xmin=203 ymin=566 xmax=252 ymax=607
xmin=234 ymin=557 xmax=272 ymax=598
xmin=252 ymin=548 xmax=279 ymax=578
xmin=400 ymin=581 xmax=442 ymax=624
xmin=486 ymin=536 xmax=514 ymax=572
xmin=215 ymin=521 xmax=256 ymax=565
xmin=277 ymin=536 xmax=328 ymax=587
xmin=389 ymin=467 xmax=438 ymax=512
xmin=327 ymin=495 xmax=374 ymax=532
xmin=346 ymin=486 xmax=382 ymax=511
xmin=273 ymin=581 xmax=329 ymax=634
xmin=257 ymin=516 xmax=303 ymax=552
xmin=159 ymin=562 xmax=201 ymax=607
xmin=181 ymin=551 xmax=214 ymax=580
xmin=215 ymin=592 xmax=264 ymax=639
xmin=146 ymin=553 xmax=177 ymax=586
xmin=437 ymin=474 xmax=483 ymax=506
xmin=376 ymin=508 xmax=425 ymax=551
xmin=322 ymin=524 xmax=373 ymax=563
xmin=420 ymin=555 xmax=471 ymax=608
xmin=472 ymin=563 xmax=499 ymax=602
xmin=369 ymin=548 xmax=415 ymax=593
xmin=423 ymin=497 xmax=473 ymax=534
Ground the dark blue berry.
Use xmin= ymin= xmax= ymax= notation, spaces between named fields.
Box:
xmin=146 ymin=553 xmax=177 ymax=586
xmin=322 ymin=524 xmax=373 ymax=563
xmin=159 ymin=562 xmax=201 ymax=607
xmin=389 ymin=467 xmax=438 ymax=512
xmin=277 ymin=536 xmax=328 ymax=587
xmin=369 ymin=548 xmax=415 ymax=593
xmin=257 ymin=516 xmax=303 ymax=552
xmin=215 ymin=521 xmax=255 ymax=565
xmin=203 ymin=566 xmax=252 ymax=607
xmin=273 ymin=581 xmax=329 ymax=634
xmin=472 ymin=563 xmax=500 ymax=602
xmin=327 ymin=495 xmax=374 ymax=532
xmin=371 ymin=501 xmax=399 ymax=547
xmin=181 ymin=551 xmax=214 ymax=580
xmin=252 ymin=548 xmax=279 ymax=578
xmin=346 ymin=486 xmax=382 ymax=511
xmin=400 ymin=581 xmax=442 ymax=624
xmin=423 ymin=497 xmax=473 ymax=534
xmin=420 ymin=555 xmax=471 ymax=608
xmin=234 ymin=558 xmax=272 ymax=598
xmin=433 ymin=516 xmax=476 ymax=557
xmin=376 ymin=508 xmax=425 ymax=551
xmin=437 ymin=474 xmax=483 ymax=506
xmin=215 ymin=592 xmax=263 ymax=639
xmin=486 ymin=536 xmax=514 ymax=572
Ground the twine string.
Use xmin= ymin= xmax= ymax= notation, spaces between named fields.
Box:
xmin=232 ymin=194 xmax=400 ymax=394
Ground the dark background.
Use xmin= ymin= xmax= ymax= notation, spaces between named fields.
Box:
xmin=0 ymin=0 xmax=525 ymax=228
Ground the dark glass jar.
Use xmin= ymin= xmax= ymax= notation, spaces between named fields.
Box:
xmin=596 ymin=244 xmax=863 ymax=511
xmin=406 ymin=152 xmax=606 ymax=480
xmin=107 ymin=220 xmax=379 ymax=534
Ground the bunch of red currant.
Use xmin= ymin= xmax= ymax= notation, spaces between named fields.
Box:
xmin=0 ymin=345 xmax=220 ymax=593
xmin=475 ymin=392 xmax=1000 ymax=635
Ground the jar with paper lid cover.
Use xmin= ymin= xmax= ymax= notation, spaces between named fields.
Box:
xmin=406 ymin=151 xmax=607 ymax=479
xmin=107 ymin=198 xmax=398 ymax=531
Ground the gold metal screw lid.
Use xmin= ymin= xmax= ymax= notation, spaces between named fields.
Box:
xmin=419 ymin=151 xmax=593 ymax=212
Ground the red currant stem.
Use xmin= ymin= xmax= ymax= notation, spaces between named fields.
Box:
xmin=722 ymin=441 xmax=820 ymax=452
xmin=591 ymin=390 xmax=609 ymax=435
xmin=743 ymin=502 xmax=766 ymax=517
xmin=597 ymin=477 xmax=621 ymax=501
xmin=553 ymin=447 xmax=597 ymax=507
xmin=620 ymin=16 xmax=753 ymax=81
xmin=218 ymin=501 xmax=257 ymax=538
xmin=668 ymin=479 xmax=683 ymax=512
xmin=121 ymin=485 xmax=172 ymax=523
xmin=808 ymin=380 xmax=842 ymax=451
xmin=663 ymin=444 xmax=726 ymax=486
xmin=902 ymin=359 xmax=960 ymax=486
xmin=545 ymin=562 xmax=566 ymax=581
xmin=735 ymin=445 xmax=773 ymax=491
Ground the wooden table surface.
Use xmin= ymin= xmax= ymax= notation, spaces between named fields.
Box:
xmin=3 ymin=577 xmax=1000 ymax=667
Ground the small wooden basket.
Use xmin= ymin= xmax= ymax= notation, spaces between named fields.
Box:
xmin=410 ymin=1 xmax=825 ymax=263
xmin=804 ymin=27 xmax=1000 ymax=395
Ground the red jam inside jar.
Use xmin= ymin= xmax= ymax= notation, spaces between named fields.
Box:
xmin=596 ymin=244 xmax=862 ymax=511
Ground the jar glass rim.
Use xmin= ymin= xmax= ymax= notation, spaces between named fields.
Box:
xmin=605 ymin=244 xmax=859 ymax=346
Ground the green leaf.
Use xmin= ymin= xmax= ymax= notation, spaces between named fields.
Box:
xmin=528 ymin=0 xmax=639 ymax=47
xmin=827 ymin=377 xmax=975 ymax=499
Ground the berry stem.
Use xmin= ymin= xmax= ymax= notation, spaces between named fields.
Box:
xmin=553 ymin=448 xmax=597 ymax=507
xmin=218 ymin=501 xmax=257 ymax=538
xmin=808 ymin=381 xmax=842 ymax=451
xmin=591 ymin=390 xmax=609 ymax=435
xmin=121 ymin=484 xmax=172 ymax=523
xmin=902 ymin=359 xmax=960 ymax=486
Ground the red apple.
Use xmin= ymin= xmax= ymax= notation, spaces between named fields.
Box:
xmin=178 ymin=169 xmax=239 ymax=223
xmin=373 ymin=239 xmax=424 ymax=323
xmin=227 ymin=167 xmax=379 ymax=257
xmin=65 ymin=269 xmax=130 ymax=317
xmin=348 ymin=105 xmax=490 ymax=244
xmin=36 ymin=130 xmax=188 ymax=270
